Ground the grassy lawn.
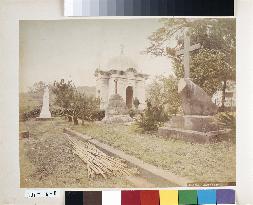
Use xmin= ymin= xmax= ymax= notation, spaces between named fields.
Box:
xmin=70 ymin=120 xmax=236 ymax=183
xmin=19 ymin=118 xmax=133 ymax=188
xmin=20 ymin=117 xmax=236 ymax=187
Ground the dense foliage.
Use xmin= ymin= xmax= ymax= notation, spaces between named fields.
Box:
xmin=51 ymin=79 xmax=102 ymax=125
xmin=146 ymin=18 xmax=236 ymax=109
xmin=147 ymin=75 xmax=181 ymax=116
xmin=136 ymin=100 xmax=169 ymax=132
xmin=19 ymin=106 xmax=41 ymax=121
xmin=215 ymin=112 xmax=236 ymax=139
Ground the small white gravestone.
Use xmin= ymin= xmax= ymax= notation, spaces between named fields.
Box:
xmin=37 ymin=85 xmax=52 ymax=120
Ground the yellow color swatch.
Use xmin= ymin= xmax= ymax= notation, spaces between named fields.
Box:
xmin=159 ymin=190 xmax=178 ymax=205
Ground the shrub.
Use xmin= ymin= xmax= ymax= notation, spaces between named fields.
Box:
xmin=90 ymin=110 xmax=105 ymax=121
xmin=215 ymin=111 xmax=236 ymax=138
xmin=51 ymin=107 xmax=65 ymax=117
xmin=128 ymin=108 xmax=140 ymax=118
xmin=136 ymin=100 xmax=169 ymax=132
xmin=20 ymin=105 xmax=41 ymax=121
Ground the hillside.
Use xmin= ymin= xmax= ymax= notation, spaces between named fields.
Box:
xmin=76 ymin=86 xmax=96 ymax=97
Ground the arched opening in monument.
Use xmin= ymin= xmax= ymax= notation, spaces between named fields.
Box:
xmin=126 ymin=86 xmax=133 ymax=109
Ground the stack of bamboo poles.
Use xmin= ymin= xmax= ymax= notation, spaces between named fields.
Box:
xmin=65 ymin=134 xmax=139 ymax=179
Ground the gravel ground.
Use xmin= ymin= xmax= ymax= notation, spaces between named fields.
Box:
xmin=19 ymin=118 xmax=133 ymax=188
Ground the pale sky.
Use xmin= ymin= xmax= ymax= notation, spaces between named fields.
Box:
xmin=20 ymin=19 xmax=173 ymax=92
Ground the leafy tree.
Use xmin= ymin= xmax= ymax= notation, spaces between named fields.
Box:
xmin=146 ymin=18 xmax=235 ymax=109
xmin=28 ymin=81 xmax=46 ymax=96
xmin=52 ymin=79 xmax=102 ymax=125
xmin=78 ymin=94 xmax=101 ymax=124
xmin=51 ymin=79 xmax=75 ymax=122
xmin=147 ymin=75 xmax=181 ymax=116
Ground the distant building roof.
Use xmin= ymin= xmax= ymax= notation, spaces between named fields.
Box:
xmin=106 ymin=54 xmax=138 ymax=71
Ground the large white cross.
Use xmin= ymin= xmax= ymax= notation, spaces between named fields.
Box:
xmin=176 ymin=30 xmax=200 ymax=79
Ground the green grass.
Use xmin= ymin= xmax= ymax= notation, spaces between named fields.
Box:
xmin=71 ymin=121 xmax=236 ymax=182
xmin=19 ymin=117 xmax=236 ymax=186
xmin=19 ymin=119 xmax=133 ymax=188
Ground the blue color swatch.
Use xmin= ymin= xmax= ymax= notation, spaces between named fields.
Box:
xmin=197 ymin=190 xmax=216 ymax=204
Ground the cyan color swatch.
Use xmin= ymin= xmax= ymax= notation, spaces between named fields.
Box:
xmin=197 ymin=190 xmax=216 ymax=204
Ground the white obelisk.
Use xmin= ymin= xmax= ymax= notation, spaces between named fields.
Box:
xmin=38 ymin=85 xmax=52 ymax=119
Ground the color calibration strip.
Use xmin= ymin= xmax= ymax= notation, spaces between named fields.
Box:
xmin=64 ymin=0 xmax=234 ymax=16
xmin=65 ymin=189 xmax=235 ymax=205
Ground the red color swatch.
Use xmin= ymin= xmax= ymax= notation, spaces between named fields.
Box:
xmin=140 ymin=190 xmax=160 ymax=205
xmin=121 ymin=190 xmax=141 ymax=205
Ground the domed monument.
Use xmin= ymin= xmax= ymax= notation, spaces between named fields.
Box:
xmin=95 ymin=46 xmax=148 ymax=111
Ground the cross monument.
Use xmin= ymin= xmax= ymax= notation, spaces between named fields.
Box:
xmin=176 ymin=29 xmax=201 ymax=79
xmin=114 ymin=79 xmax=118 ymax=94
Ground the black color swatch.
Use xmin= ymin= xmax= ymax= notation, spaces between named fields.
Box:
xmin=65 ymin=191 xmax=83 ymax=205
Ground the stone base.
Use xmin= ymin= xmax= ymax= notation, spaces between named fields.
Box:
xmin=158 ymin=127 xmax=230 ymax=143
xmin=102 ymin=115 xmax=133 ymax=124
xmin=167 ymin=115 xmax=219 ymax=132
xmin=158 ymin=115 xmax=230 ymax=143
xmin=36 ymin=117 xmax=54 ymax=121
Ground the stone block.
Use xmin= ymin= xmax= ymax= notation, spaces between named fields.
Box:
xmin=36 ymin=117 xmax=54 ymax=121
xmin=159 ymin=114 xmax=230 ymax=143
xmin=168 ymin=115 xmax=219 ymax=132
xmin=105 ymin=94 xmax=128 ymax=116
xmin=178 ymin=78 xmax=218 ymax=115
xmin=102 ymin=94 xmax=133 ymax=123
xmin=102 ymin=114 xmax=133 ymax=124
xmin=158 ymin=127 xmax=230 ymax=144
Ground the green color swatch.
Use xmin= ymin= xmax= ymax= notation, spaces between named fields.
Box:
xmin=179 ymin=190 xmax=197 ymax=205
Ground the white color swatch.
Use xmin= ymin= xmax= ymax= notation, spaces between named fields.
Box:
xmin=102 ymin=190 xmax=121 ymax=205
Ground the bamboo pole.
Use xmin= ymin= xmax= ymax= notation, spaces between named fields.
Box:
xmin=64 ymin=134 xmax=139 ymax=179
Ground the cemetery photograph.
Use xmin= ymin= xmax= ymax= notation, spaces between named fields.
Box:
xmin=19 ymin=18 xmax=236 ymax=188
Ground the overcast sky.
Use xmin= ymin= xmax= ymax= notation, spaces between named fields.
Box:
xmin=20 ymin=19 xmax=174 ymax=92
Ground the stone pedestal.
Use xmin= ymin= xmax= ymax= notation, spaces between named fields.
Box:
xmin=158 ymin=78 xmax=229 ymax=143
xmin=178 ymin=78 xmax=218 ymax=115
xmin=158 ymin=115 xmax=229 ymax=143
xmin=102 ymin=94 xmax=133 ymax=123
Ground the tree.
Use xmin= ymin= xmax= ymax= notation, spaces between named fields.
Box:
xmin=78 ymin=94 xmax=100 ymax=124
xmin=51 ymin=79 xmax=75 ymax=122
xmin=28 ymin=81 xmax=46 ymax=98
xmin=146 ymin=18 xmax=235 ymax=109
xmin=147 ymin=75 xmax=181 ymax=116
xmin=51 ymin=79 xmax=101 ymax=125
